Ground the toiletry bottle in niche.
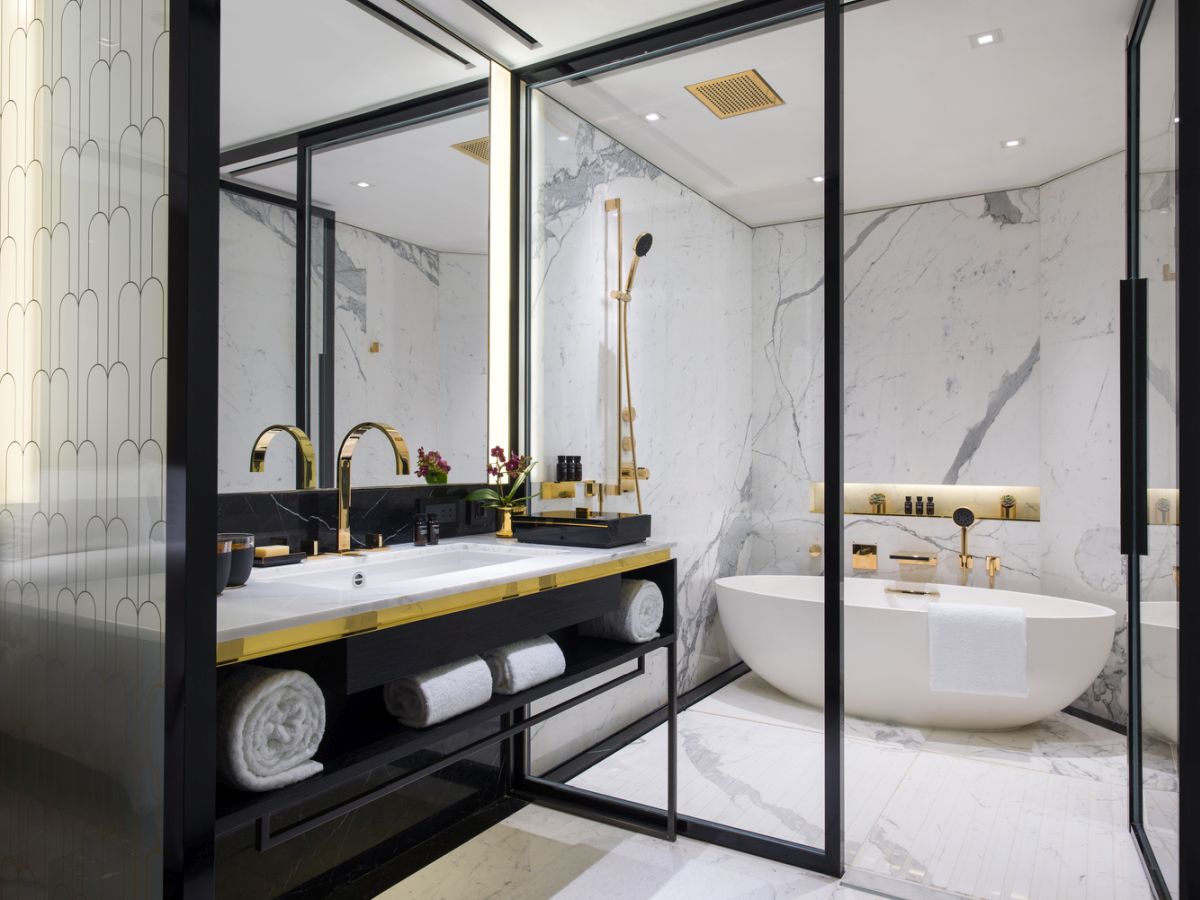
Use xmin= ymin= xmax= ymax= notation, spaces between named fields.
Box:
xmin=927 ymin=496 xmax=935 ymax=516
xmin=904 ymin=496 xmax=913 ymax=515
xmin=428 ymin=514 xmax=440 ymax=545
xmin=556 ymin=456 xmax=567 ymax=482
xmin=414 ymin=514 xmax=428 ymax=547
xmin=575 ymin=456 xmax=584 ymax=481
xmin=915 ymin=496 xmax=924 ymax=515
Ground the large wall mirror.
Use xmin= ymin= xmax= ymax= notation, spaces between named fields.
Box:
xmin=218 ymin=99 xmax=490 ymax=492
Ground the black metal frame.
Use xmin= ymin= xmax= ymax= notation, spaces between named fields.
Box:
xmin=1125 ymin=0 xmax=1192 ymax=897
xmin=513 ymin=0 xmax=845 ymax=879
xmin=165 ymin=0 xmax=220 ymax=897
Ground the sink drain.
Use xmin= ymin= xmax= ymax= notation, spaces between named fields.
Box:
xmin=352 ymin=571 xmax=365 ymax=588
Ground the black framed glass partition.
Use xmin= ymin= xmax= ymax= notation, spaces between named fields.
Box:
xmin=1128 ymin=0 xmax=1183 ymax=896
xmin=513 ymin=0 xmax=845 ymax=877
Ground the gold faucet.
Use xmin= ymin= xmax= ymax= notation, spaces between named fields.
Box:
xmin=336 ymin=422 xmax=411 ymax=553
xmin=250 ymin=424 xmax=317 ymax=489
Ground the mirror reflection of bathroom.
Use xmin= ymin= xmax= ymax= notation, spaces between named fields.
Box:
xmin=219 ymin=10 xmax=488 ymax=493
xmin=523 ymin=0 xmax=1173 ymax=895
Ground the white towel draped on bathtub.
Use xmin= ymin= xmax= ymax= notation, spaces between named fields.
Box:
xmin=927 ymin=602 xmax=1029 ymax=697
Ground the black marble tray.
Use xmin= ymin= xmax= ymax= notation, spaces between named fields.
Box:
xmin=511 ymin=512 xmax=651 ymax=548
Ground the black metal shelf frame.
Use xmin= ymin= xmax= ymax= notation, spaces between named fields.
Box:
xmin=214 ymin=636 xmax=672 ymax=849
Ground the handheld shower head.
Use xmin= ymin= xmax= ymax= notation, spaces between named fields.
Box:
xmin=623 ymin=232 xmax=654 ymax=295
xmin=952 ymin=506 xmax=976 ymax=529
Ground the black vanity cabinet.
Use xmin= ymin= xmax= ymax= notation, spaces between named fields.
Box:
xmin=213 ymin=554 xmax=677 ymax=898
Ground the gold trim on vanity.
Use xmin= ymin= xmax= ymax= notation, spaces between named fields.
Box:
xmin=216 ymin=547 xmax=672 ymax=666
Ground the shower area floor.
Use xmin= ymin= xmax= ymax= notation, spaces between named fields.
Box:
xmin=562 ymin=673 xmax=1174 ymax=899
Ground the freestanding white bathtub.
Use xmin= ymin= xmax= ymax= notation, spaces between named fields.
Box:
xmin=715 ymin=575 xmax=1116 ymax=730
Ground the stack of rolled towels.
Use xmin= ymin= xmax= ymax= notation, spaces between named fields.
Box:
xmin=217 ymin=665 xmax=327 ymax=792
xmin=383 ymin=635 xmax=567 ymax=728
xmin=580 ymin=578 xmax=664 ymax=643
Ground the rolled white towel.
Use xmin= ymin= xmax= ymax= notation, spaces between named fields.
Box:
xmin=383 ymin=656 xmax=493 ymax=728
xmin=579 ymin=578 xmax=664 ymax=644
xmin=217 ymin=665 xmax=326 ymax=792
xmin=482 ymin=635 xmax=567 ymax=695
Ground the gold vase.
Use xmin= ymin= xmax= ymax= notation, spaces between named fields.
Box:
xmin=496 ymin=506 xmax=525 ymax=539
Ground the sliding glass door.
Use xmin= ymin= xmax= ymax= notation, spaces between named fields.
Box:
xmin=1129 ymin=0 xmax=1180 ymax=895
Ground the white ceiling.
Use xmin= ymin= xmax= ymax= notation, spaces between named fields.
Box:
xmin=220 ymin=0 xmax=487 ymax=149
xmin=407 ymin=0 xmax=732 ymax=69
xmin=222 ymin=0 xmax=1175 ymax=240
xmin=543 ymin=0 xmax=1153 ymax=225
xmin=231 ymin=108 xmax=490 ymax=254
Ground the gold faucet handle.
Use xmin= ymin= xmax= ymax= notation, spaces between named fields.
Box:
xmin=959 ymin=553 xmax=974 ymax=570
xmin=986 ymin=556 xmax=1001 ymax=577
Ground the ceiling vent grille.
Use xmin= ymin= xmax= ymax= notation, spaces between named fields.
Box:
xmin=685 ymin=69 xmax=784 ymax=119
xmin=451 ymin=136 xmax=490 ymax=164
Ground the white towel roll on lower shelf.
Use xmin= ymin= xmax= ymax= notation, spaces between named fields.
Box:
xmin=579 ymin=578 xmax=664 ymax=644
xmin=482 ymin=635 xmax=567 ymax=695
xmin=217 ymin=665 xmax=326 ymax=792
xmin=383 ymin=656 xmax=493 ymax=728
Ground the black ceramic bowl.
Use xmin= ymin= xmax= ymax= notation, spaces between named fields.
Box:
xmin=216 ymin=539 xmax=233 ymax=596
xmin=220 ymin=532 xmax=256 ymax=587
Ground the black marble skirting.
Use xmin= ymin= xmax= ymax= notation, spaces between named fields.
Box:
xmin=217 ymin=484 xmax=495 ymax=552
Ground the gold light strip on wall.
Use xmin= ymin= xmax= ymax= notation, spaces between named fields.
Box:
xmin=811 ymin=482 xmax=1041 ymax=522
xmin=488 ymin=61 xmax=513 ymax=456
xmin=215 ymin=547 xmax=671 ymax=665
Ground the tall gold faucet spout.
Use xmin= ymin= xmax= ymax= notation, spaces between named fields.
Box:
xmin=250 ymin=424 xmax=317 ymax=488
xmin=335 ymin=422 xmax=411 ymax=553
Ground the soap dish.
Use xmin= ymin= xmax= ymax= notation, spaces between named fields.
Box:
xmin=512 ymin=513 xmax=651 ymax=549
xmin=253 ymin=551 xmax=306 ymax=568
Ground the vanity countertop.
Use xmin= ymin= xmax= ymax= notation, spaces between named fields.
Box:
xmin=216 ymin=535 xmax=674 ymax=663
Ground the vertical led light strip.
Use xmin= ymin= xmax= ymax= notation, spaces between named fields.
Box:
xmin=488 ymin=61 xmax=513 ymax=456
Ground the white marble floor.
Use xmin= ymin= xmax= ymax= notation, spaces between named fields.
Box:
xmin=382 ymin=674 xmax=1170 ymax=899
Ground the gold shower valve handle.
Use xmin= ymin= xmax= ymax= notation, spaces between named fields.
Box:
xmin=621 ymin=436 xmax=634 ymax=451
xmin=621 ymin=407 xmax=636 ymax=423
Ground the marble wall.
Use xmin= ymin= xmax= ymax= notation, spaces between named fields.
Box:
xmin=750 ymin=152 xmax=1159 ymax=725
xmin=528 ymin=94 xmax=754 ymax=767
xmin=218 ymin=193 xmax=488 ymax=492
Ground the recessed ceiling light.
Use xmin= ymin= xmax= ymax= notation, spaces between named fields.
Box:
xmin=969 ymin=30 xmax=1003 ymax=48
xmin=1001 ymin=138 xmax=1025 ymax=149
xmin=644 ymin=112 xmax=662 ymax=122
xmin=353 ymin=181 xmax=372 ymax=188
xmin=1174 ymin=116 xmax=1181 ymax=124
xmin=556 ymin=134 xmax=569 ymax=142
xmin=810 ymin=175 xmax=825 ymax=184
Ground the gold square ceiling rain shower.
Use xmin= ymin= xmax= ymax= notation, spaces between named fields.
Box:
xmin=451 ymin=136 xmax=491 ymax=163
xmin=685 ymin=68 xmax=785 ymax=119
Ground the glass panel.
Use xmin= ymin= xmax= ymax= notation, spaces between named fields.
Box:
xmin=527 ymin=12 xmax=828 ymax=853
xmin=1139 ymin=0 xmax=1179 ymax=893
xmin=217 ymin=174 xmax=330 ymax=490
xmin=844 ymin=0 xmax=1135 ymax=894
xmin=0 ymin=0 xmax=168 ymax=895
xmin=310 ymin=107 xmax=491 ymax=490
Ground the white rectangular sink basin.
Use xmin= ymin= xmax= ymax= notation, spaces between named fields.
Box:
xmin=250 ymin=542 xmax=567 ymax=595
